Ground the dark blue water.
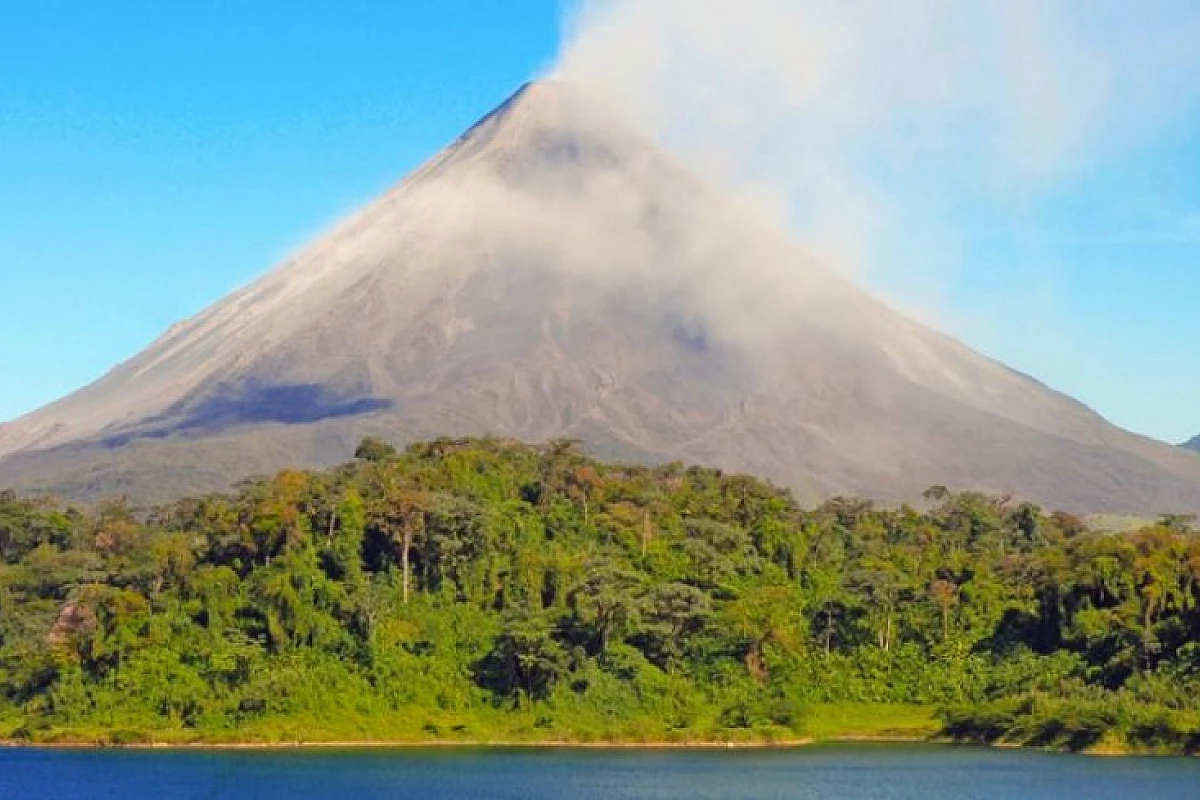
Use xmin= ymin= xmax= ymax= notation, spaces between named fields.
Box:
xmin=1 ymin=744 xmax=1197 ymax=799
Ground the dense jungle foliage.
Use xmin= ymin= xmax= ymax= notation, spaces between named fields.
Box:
xmin=1 ymin=437 xmax=1199 ymax=751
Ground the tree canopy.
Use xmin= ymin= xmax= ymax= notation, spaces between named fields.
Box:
xmin=1 ymin=439 xmax=1198 ymax=751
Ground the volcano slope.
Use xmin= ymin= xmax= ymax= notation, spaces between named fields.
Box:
xmin=2 ymin=80 xmax=1199 ymax=512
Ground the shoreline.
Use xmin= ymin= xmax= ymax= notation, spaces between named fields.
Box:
xmin=0 ymin=737 xmax=824 ymax=751
xmin=0 ymin=734 xmax=961 ymax=751
xmin=2 ymin=736 xmax=1188 ymax=757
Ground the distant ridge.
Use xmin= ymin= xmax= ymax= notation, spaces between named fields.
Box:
xmin=2 ymin=79 xmax=1200 ymax=513
xmin=1183 ymin=436 xmax=1200 ymax=453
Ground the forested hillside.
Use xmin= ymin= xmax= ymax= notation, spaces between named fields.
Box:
xmin=1 ymin=438 xmax=1199 ymax=752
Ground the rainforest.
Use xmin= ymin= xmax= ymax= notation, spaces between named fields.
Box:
xmin=1 ymin=437 xmax=1198 ymax=753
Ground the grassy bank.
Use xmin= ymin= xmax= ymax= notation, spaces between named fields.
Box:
xmin=0 ymin=703 xmax=937 ymax=748
xmin=941 ymin=697 xmax=1200 ymax=756
xmin=7 ymin=702 xmax=1196 ymax=755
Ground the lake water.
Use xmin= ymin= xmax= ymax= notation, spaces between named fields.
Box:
xmin=1 ymin=744 xmax=1197 ymax=799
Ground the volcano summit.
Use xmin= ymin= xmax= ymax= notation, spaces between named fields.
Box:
xmin=2 ymin=80 xmax=1199 ymax=511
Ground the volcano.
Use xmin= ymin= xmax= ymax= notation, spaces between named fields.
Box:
xmin=2 ymin=80 xmax=1199 ymax=512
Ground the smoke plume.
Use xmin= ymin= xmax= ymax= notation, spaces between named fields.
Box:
xmin=553 ymin=0 xmax=1200 ymax=322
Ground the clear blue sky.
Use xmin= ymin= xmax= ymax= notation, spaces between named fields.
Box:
xmin=1 ymin=1 xmax=1198 ymax=443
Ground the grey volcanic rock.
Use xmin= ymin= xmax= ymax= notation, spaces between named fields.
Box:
xmin=2 ymin=80 xmax=1200 ymax=512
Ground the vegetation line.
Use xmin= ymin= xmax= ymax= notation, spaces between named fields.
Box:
xmin=2 ymin=437 xmax=1198 ymax=755
xmin=0 ymin=738 xmax=824 ymax=750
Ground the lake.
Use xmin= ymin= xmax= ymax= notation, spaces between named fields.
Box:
xmin=1 ymin=744 xmax=1197 ymax=799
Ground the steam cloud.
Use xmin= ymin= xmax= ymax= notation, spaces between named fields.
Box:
xmin=553 ymin=0 xmax=1200 ymax=321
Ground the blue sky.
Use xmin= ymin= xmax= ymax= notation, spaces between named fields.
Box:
xmin=1 ymin=1 xmax=1198 ymax=443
